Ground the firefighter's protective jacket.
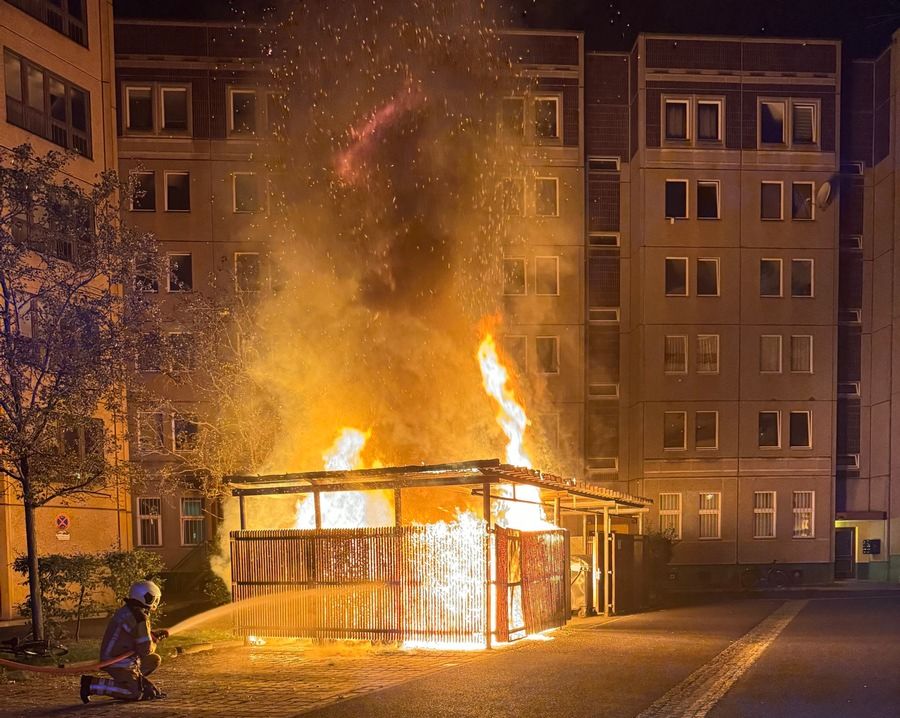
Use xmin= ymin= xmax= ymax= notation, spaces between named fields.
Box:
xmin=99 ymin=602 xmax=156 ymax=669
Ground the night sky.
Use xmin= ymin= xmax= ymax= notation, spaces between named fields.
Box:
xmin=114 ymin=0 xmax=900 ymax=59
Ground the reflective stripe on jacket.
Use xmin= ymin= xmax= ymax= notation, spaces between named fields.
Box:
xmin=100 ymin=604 xmax=154 ymax=668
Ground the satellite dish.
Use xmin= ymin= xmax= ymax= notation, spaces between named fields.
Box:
xmin=816 ymin=181 xmax=833 ymax=210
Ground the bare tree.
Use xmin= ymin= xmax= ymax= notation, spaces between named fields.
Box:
xmin=131 ymin=281 xmax=280 ymax=497
xmin=0 ymin=145 xmax=160 ymax=639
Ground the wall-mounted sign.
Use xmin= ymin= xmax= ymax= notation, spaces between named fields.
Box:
xmin=862 ymin=539 xmax=881 ymax=555
xmin=55 ymin=514 xmax=70 ymax=541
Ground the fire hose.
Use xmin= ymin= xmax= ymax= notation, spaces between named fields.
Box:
xmin=0 ymin=651 xmax=134 ymax=675
xmin=0 ymin=630 xmax=168 ymax=675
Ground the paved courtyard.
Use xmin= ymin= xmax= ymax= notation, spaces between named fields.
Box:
xmin=2 ymin=594 xmax=899 ymax=718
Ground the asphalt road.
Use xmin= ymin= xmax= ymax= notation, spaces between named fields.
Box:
xmin=305 ymin=595 xmax=900 ymax=718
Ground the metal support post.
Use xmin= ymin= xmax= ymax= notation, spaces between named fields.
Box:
xmin=393 ymin=488 xmax=402 ymax=526
xmin=483 ymin=481 xmax=492 ymax=649
xmin=603 ymin=507 xmax=612 ymax=617
xmin=239 ymin=494 xmax=246 ymax=530
xmin=313 ymin=491 xmax=322 ymax=530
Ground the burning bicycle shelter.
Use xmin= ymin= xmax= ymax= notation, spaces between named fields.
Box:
xmin=227 ymin=459 xmax=652 ymax=648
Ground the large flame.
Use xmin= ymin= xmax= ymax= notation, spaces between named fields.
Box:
xmin=476 ymin=334 xmax=554 ymax=530
xmin=322 ymin=427 xmax=370 ymax=470
xmin=477 ymin=334 xmax=530 ymax=468
xmin=294 ymin=427 xmax=393 ymax=529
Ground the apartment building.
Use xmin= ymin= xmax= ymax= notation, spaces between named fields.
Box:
xmin=114 ymin=20 xmax=273 ymax=577
xmin=584 ymin=35 xmax=844 ymax=586
xmin=0 ymin=0 xmax=128 ymax=619
xmin=838 ymin=32 xmax=899 ymax=581
xmin=499 ymin=31 xmax=586 ymax=480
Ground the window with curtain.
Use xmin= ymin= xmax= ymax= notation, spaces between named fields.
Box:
xmin=760 ymin=101 xmax=785 ymax=144
xmin=665 ymin=257 xmax=688 ymax=296
xmin=760 ymin=335 xmax=782 ymax=373
xmin=697 ymin=101 xmax=720 ymax=141
xmin=699 ymin=493 xmax=721 ymax=539
xmin=665 ymin=100 xmax=688 ymax=140
xmin=664 ymin=335 xmax=687 ymax=374
xmin=792 ymin=491 xmax=815 ymax=538
xmin=790 ymin=335 xmax=813 ymax=373
xmin=792 ymin=183 xmax=814 ymax=220
xmin=753 ymin=491 xmax=776 ymax=538
xmin=697 ymin=334 xmax=719 ymax=374
xmin=180 ymin=498 xmax=205 ymax=545
xmin=792 ymin=104 xmax=816 ymax=144
xmin=659 ymin=493 xmax=682 ymax=539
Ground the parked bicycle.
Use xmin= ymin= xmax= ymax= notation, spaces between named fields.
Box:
xmin=0 ymin=632 xmax=69 ymax=660
xmin=740 ymin=561 xmax=789 ymax=590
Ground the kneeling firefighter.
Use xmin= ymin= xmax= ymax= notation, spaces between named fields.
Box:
xmin=80 ymin=580 xmax=169 ymax=702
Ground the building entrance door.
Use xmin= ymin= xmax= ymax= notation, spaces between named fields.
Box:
xmin=834 ymin=527 xmax=856 ymax=579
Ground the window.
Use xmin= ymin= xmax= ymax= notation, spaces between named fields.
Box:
xmin=665 ymin=180 xmax=688 ymax=219
xmin=658 ymin=493 xmax=682 ymax=539
xmin=165 ymin=172 xmax=190 ymax=212
xmin=760 ymin=335 xmax=782 ymax=373
xmin=696 ymin=181 xmax=719 ymax=219
xmin=759 ymin=258 xmax=782 ymax=297
xmin=699 ymin=492 xmax=721 ymax=539
xmin=789 ymin=411 xmax=811 ymax=449
xmin=267 ymin=92 xmax=288 ymax=133
xmin=696 ymin=258 xmax=719 ymax=296
xmin=760 ymin=101 xmax=786 ymax=144
xmin=696 ymin=101 xmax=721 ymax=141
xmin=173 ymin=415 xmax=199 ymax=452
xmin=663 ymin=411 xmax=686 ymax=450
xmin=502 ymin=178 xmax=524 ymax=216
xmin=790 ymin=335 xmax=813 ymax=373
xmin=791 ymin=259 xmax=814 ymax=297
xmin=534 ymin=177 xmax=559 ymax=217
xmin=138 ymin=412 xmax=164 ymax=452
xmin=61 ymin=419 xmax=104 ymax=459
xmin=4 ymin=50 xmax=91 ymax=156
xmin=180 ymin=498 xmax=205 ymax=546
xmin=753 ymin=491 xmax=776 ymax=538
xmin=160 ymin=87 xmax=189 ymax=132
xmin=502 ymin=335 xmax=527 ymax=371
xmin=535 ymin=257 xmax=559 ymax=296
xmin=235 ymin=253 xmax=261 ymax=293
xmin=7 ymin=0 xmax=87 ymax=46
xmin=502 ymin=258 xmax=526 ymax=295
xmin=137 ymin=498 xmax=162 ymax=547
xmin=125 ymin=86 xmax=153 ymax=132
xmin=534 ymin=97 xmax=559 ymax=139
xmin=664 ymin=336 xmax=687 ymax=374
xmin=760 ymin=182 xmax=783 ymax=220
xmin=664 ymin=100 xmax=688 ymax=140
xmin=535 ymin=336 xmax=559 ymax=374
xmin=167 ymin=253 xmax=193 ymax=292
xmin=792 ymin=104 xmax=816 ymax=145
xmin=136 ymin=263 xmax=158 ymax=293
xmin=500 ymin=97 xmax=525 ymax=137
xmin=233 ymin=173 xmax=260 ymax=213
xmin=792 ymin=491 xmax=815 ymax=538
xmin=792 ymin=182 xmax=814 ymax=220
xmin=665 ymin=257 xmax=688 ymax=296
xmin=229 ymin=89 xmax=257 ymax=134
xmin=167 ymin=332 xmax=195 ymax=373
xmin=695 ymin=412 xmax=718 ymax=449
xmin=697 ymin=334 xmax=719 ymax=374
xmin=130 ymin=171 xmax=155 ymax=211
xmin=758 ymin=412 xmax=780 ymax=448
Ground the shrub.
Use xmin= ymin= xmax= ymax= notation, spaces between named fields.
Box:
xmin=14 ymin=548 xmax=166 ymax=639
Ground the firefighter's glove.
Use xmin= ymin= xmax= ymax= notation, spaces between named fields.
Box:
xmin=151 ymin=629 xmax=169 ymax=641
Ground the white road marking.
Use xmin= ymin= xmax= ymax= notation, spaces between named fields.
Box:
xmin=636 ymin=600 xmax=807 ymax=718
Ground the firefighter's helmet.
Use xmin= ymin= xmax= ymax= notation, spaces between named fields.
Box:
xmin=128 ymin=580 xmax=162 ymax=610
